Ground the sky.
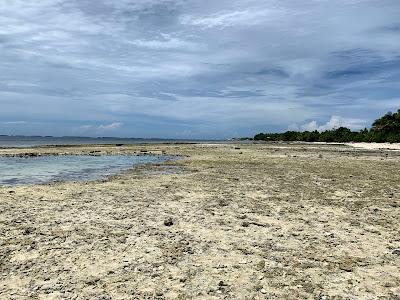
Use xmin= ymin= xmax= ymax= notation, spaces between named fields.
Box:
xmin=0 ymin=0 xmax=399 ymax=139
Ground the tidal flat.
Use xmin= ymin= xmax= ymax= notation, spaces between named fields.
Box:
xmin=0 ymin=143 xmax=399 ymax=299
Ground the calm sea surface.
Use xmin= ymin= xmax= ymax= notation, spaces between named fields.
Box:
xmin=0 ymin=136 xmax=225 ymax=148
xmin=0 ymin=154 xmax=173 ymax=185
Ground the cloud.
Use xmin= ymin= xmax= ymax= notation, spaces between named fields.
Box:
xmin=98 ymin=122 xmax=123 ymax=130
xmin=80 ymin=122 xmax=123 ymax=131
xmin=180 ymin=8 xmax=279 ymax=29
xmin=127 ymin=34 xmax=201 ymax=50
xmin=290 ymin=116 xmax=367 ymax=132
xmin=0 ymin=0 xmax=399 ymax=138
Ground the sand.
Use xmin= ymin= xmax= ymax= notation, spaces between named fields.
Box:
xmin=0 ymin=143 xmax=399 ymax=299
xmin=347 ymin=142 xmax=400 ymax=151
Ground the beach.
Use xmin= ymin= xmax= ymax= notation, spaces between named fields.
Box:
xmin=0 ymin=143 xmax=399 ymax=299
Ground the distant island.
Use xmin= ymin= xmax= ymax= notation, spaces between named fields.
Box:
xmin=254 ymin=109 xmax=400 ymax=143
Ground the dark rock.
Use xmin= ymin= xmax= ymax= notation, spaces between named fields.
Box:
xmin=242 ymin=221 xmax=250 ymax=227
xmin=85 ymin=276 xmax=100 ymax=285
xmin=392 ymin=249 xmax=400 ymax=256
xmin=23 ymin=227 xmax=35 ymax=235
xmin=218 ymin=281 xmax=228 ymax=287
xmin=218 ymin=199 xmax=229 ymax=207
xmin=164 ymin=218 xmax=174 ymax=226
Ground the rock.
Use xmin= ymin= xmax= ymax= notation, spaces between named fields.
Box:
xmin=242 ymin=221 xmax=250 ymax=227
xmin=85 ymin=276 xmax=100 ymax=285
xmin=218 ymin=281 xmax=228 ymax=287
xmin=218 ymin=199 xmax=229 ymax=207
xmin=339 ymin=264 xmax=353 ymax=272
xmin=164 ymin=218 xmax=174 ymax=226
xmin=156 ymin=291 xmax=163 ymax=296
xmin=392 ymin=249 xmax=400 ymax=256
xmin=260 ymin=289 xmax=267 ymax=294
xmin=23 ymin=227 xmax=35 ymax=235
xmin=256 ymin=260 xmax=265 ymax=271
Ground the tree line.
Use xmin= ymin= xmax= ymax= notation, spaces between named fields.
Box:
xmin=254 ymin=109 xmax=400 ymax=143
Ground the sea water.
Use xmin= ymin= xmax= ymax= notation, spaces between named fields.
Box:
xmin=0 ymin=136 xmax=226 ymax=148
xmin=0 ymin=155 xmax=171 ymax=185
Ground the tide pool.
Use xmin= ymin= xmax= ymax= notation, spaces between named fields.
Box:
xmin=0 ymin=154 xmax=171 ymax=185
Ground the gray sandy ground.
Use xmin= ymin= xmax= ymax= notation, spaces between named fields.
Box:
xmin=0 ymin=143 xmax=399 ymax=299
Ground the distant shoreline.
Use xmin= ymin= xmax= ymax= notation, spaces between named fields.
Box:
xmin=0 ymin=136 xmax=228 ymax=148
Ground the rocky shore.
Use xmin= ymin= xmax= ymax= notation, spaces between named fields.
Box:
xmin=0 ymin=143 xmax=399 ymax=299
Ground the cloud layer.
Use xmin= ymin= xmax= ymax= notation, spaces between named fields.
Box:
xmin=0 ymin=0 xmax=399 ymax=138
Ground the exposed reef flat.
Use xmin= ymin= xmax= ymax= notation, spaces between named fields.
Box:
xmin=0 ymin=143 xmax=399 ymax=299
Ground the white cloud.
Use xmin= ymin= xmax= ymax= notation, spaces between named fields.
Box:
xmin=180 ymin=8 xmax=279 ymax=29
xmin=290 ymin=116 xmax=367 ymax=132
xmin=128 ymin=35 xmax=201 ymax=50
xmin=98 ymin=122 xmax=123 ymax=130
xmin=80 ymin=122 xmax=123 ymax=131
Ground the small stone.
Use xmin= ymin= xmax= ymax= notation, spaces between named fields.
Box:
xmin=85 ymin=276 xmax=100 ymax=285
xmin=260 ymin=289 xmax=267 ymax=294
xmin=218 ymin=281 xmax=228 ymax=287
xmin=392 ymin=249 xmax=400 ymax=256
xmin=242 ymin=221 xmax=250 ymax=227
xmin=256 ymin=260 xmax=265 ymax=271
xmin=339 ymin=264 xmax=353 ymax=272
xmin=164 ymin=218 xmax=174 ymax=226
xmin=23 ymin=227 xmax=35 ymax=235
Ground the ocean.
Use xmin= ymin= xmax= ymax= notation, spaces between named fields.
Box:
xmin=0 ymin=136 xmax=225 ymax=148
xmin=0 ymin=154 xmax=174 ymax=185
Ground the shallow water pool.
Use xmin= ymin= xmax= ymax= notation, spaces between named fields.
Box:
xmin=0 ymin=154 xmax=171 ymax=185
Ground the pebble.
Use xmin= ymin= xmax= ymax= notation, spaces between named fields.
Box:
xmin=392 ymin=249 xmax=400 ymax=256
xmin=242 ymin=221 xmax=250 ymax=227
xmin=164 ymin=218 xmax=174 ymax=226
xmin=218 ymin=281 xmax=228 ymax=287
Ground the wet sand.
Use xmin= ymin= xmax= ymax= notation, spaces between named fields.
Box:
xmin=0 ymin=143 xmax=399 ymax=299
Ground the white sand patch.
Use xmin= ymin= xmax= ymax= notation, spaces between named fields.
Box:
xmin=347 ymin=142 xmax=400 ymax=151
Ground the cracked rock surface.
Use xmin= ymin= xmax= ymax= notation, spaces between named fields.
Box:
xmin=0 ymin=143 xmax=399 ymax=299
